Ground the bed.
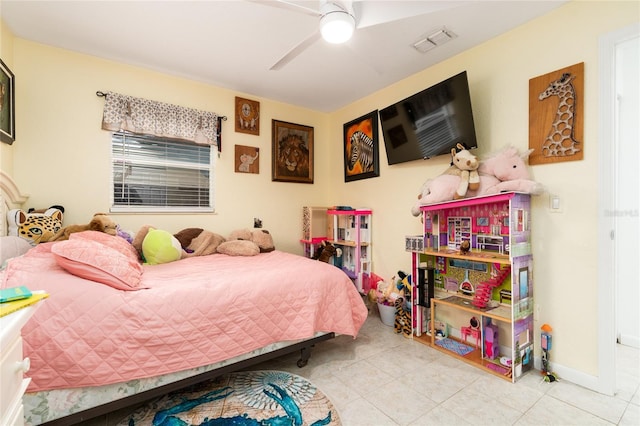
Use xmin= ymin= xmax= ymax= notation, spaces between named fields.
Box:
xmin=0 ymin=170 xmax=368 ymax=425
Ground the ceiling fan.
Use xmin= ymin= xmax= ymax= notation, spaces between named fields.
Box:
xmin=256 ymin=0 xmax=460 ymax=71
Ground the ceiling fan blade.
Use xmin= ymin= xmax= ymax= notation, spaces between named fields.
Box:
xmin=353 ymin=1 xmax=465 ymax=29
xmin=249 ymin=0 xmax=321 ymax=17
xmin=270 ymin=30 xmax=322 ymax=70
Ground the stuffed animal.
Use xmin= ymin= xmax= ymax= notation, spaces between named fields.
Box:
xmin=467 ymin=146 xmax=544 ymax=196
xmin=313 ymin=240 xmax=336 ymax=263
xmin=174 ymin=227 xmax=226 ymax=257
xmin=132 ymin=226 xmax=228 ymax=263
xmin=411 ymin=144 xmax=479 ymax=215
xmin=140 ymin=228 xmax=183 ymax=265
xmin=451 ymin=143 xmax=480 ymax=198
xmin=50 ymin=213 xmax=117 ymax=241
xmin=411 ymin=145 xmax=543 ymax=216
xmin=7 ymin=207 xmax=64 ymax=245
xmin=216 ymin=228 xmax=275 ymax=256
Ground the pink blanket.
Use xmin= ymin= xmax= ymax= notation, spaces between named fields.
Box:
xmin=2 ymin=244 xmax=367 ymax=392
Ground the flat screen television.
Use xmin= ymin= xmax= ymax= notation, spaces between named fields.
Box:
xmin=380 ymin=71 xmax=478 ymax=165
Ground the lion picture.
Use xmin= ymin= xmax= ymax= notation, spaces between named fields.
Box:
xmin=271 ymin=120 xmax=313 ymax=183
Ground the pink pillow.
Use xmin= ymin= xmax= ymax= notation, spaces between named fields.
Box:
xmin=52 ymin=238 xmax=145 ymax=291
xmin=70 ymin=231 xmax=140 ymax=260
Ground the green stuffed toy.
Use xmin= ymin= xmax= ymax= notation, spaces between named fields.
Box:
xmin=139 ymin=227 xmax=182 ymax=265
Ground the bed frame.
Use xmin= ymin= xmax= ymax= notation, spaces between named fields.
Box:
xmin=0 ymin=169 xmax=335 ymax=425
xmin=40 ymin=333 xmax=334 ymax=425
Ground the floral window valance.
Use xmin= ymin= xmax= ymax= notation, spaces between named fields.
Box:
xmin=101 ymin=91 xmax=221 ymax=147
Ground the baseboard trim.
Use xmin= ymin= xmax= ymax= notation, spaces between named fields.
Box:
xmin=533 ymin=355 xmax=609 ymax=395
xmin=618 ymin=334 xmax=640 ymax=349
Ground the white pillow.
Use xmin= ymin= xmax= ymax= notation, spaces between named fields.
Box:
xmin=0 ymin=236 xmax=33 ymax=267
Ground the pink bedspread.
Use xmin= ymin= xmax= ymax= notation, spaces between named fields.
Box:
xmin=2 ymin=244 xmax=368 ymax=392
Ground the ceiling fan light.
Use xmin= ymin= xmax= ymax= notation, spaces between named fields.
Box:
xmin=320 ymin=11 xmax=355 ymax=44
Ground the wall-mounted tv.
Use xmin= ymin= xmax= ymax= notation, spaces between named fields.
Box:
xmin=380 ymin=71 xmax=478 ymax=165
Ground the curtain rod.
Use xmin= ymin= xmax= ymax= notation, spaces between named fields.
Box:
xmin=96 ymin=91 xmax=227 ymax=121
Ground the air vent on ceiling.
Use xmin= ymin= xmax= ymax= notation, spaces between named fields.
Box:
xmin=413 ymin=27 xmax=457 ymax=53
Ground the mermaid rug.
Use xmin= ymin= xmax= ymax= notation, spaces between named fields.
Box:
xmin=118 ymin=370 xmax=340 ymax=426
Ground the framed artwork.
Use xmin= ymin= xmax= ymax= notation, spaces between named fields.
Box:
xmin=343 ymin=110 xmax=379 ymax=182
xmin=529 ymin=62 xmax=584 ymax=165
xmin=235 ymin=96 xmax=260 ymax=135
xmin=234 ymin=145 xmax=259 ymax=174
xmin=271 ymin=119 xmax=313 ymax=183
xmin=0 ymin=58 xmax=15 ymax=144
xmin=476 ymin=217 xmax=489 ymax=226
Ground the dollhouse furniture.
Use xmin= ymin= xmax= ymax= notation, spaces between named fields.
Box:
xmin=476 ymin=234 xmax=505 ymax=254
xmin=408 ymin=192 xmax=534 ymax=382
xmin=484 ymin=322 xmax=499 ymax=359
xmin=460 ymin=316 xmax=481 ymax=347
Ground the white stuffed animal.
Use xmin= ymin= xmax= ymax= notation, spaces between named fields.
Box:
xmin=411 ymin=144 xmax=479 ymax=215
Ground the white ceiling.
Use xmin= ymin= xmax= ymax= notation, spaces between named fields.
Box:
xmin=1 ymin=0 xmax=567 ymax=112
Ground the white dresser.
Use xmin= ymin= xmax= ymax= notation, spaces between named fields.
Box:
xmin=0 ymin=303 xmax=42 ymax=426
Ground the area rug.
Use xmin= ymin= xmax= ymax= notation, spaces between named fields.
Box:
xmin=435 ymin=337 xmax=475 ymax=356
xmin=118 ymin=370 xmax=340 ymax=426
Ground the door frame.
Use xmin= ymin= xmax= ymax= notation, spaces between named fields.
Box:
xmin=598 ymin=22 xmax=640 ymax=396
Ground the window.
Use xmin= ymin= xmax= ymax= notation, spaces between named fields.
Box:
xmin=111 ymin=132 xmax=213 ymax=213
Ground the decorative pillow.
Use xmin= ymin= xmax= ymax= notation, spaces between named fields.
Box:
xmin=52 ymin=239 xmax=145 ymax=291
xmin=7 ymin=208 xmax=64 ymax=245
xmin=70 ymin=230 xmax=139 ymax=260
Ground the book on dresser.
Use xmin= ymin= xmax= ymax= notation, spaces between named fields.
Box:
xmin=0 ymin=290 xmax=49 ymax=318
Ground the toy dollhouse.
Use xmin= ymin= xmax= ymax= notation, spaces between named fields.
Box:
xmin=407 ymin=192 xmax=534 ymax=382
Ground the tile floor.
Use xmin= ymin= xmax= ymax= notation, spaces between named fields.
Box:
xmin=88 ymin=308 xmax=638 ymax=425
xmin=249 ymin=308 xmax=640 ymax=426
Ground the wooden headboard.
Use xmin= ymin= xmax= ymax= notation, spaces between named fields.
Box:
xmin=0 ymin=170 xmax=29 ymax=236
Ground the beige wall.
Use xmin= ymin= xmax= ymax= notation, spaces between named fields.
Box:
xmin=6 ymin=37 xmax=331 ymax=254
xmin=329 ymin=0 xmax=639 ymax=381
xmin=2 ymin=1 xmax=638 ymax=387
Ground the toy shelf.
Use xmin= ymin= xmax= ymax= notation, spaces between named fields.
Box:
xmin=420 ymin=248 xmax=511 ymax=265
xmin=433 ymin=295 xmax=512 ymax=323
xmin=326 ymin=209 xmax=372 ymax=293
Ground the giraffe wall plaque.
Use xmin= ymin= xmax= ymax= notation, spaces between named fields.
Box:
xmin=529 ymin=62 xmax=584 ymax=165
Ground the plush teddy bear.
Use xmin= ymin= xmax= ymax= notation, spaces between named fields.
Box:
xmin=411 ymin=144 xmax=479 ymax=214
xmin=50 ymin=213 xmax=117 ymax=241
xmin=451 ymin=143 xmax=480 ymax=198
xmin=174 ymin=227 xmax=226 ymax=257
xmin=132 ymin=226 xmax=228 ymax=263
xmin=216 ymin=228 xmax=275 ymax=256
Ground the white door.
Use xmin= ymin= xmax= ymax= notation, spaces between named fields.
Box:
xmin=598 ymin=23 xmax=640 ymax=396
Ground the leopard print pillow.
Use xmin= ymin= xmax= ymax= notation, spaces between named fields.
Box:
xmin=7 ymin=208 xmax=64 ymax=245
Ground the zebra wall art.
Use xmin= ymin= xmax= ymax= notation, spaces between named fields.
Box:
xmin=343 ymin=111 xmax=380 ymax=182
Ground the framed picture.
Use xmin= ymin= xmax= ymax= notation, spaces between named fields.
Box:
xmin=234 ymin=145 xmax=259 ymax=174
xmin=529 ymin=62 xmax=584 ymax=165
xmin=235 ymin=96 xmax=260 ymax=135
xmin=271 ymin=119 xmax=313 ymax=183
xmin=477 ymin=217 xmax=489 ymax=226
xmin=343 ymin=110 xmax=379 ymax=182
xmin=0 ymin=58 xmax=15 ymax=144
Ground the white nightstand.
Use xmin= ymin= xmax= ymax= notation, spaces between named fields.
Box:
xmin=0 ymin=302 xmax=43 ymax=426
